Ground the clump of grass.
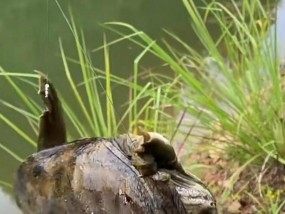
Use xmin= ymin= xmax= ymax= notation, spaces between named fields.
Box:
xmin=105 ymin=0 xmax=285 ymax=166
xmin=245 ymin=187 xmax=285 ymax=213
xmin=0 ymin=29 xmax=119 ymax=153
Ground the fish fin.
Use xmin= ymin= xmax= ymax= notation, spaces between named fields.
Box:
xmin=37 ymin=74 xmax=66 ymax=151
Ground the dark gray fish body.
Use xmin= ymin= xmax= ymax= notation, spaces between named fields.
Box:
xmin=15 ymin=75 xmax=217 ymax=214
xmin=15 ymin=135 xmax=190 ymax=214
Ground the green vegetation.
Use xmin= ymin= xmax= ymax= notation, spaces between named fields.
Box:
xmin=105 ymin=0 xmax=283 ymax=165
xmin=0 ymin=0 xmax=284 ymax=213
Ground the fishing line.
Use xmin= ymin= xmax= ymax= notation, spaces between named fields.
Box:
xmin=45 ymin=0 xmax=49 ymax=76
xmin=52 ymin=0 xmax=133 ymax=142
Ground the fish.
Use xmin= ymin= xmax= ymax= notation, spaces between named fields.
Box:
xmin=14 ymin=75 xmax=217 ymax=214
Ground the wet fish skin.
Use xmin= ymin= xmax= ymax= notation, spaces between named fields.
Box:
xmin=15 ymin=136 xmax=189 ymax=214
xmin=164 ymin=170 xmax=217 ymax=214
xmin=16 ymin=75 xmax=217 ymax=214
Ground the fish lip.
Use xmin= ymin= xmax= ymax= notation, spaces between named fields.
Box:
xmin=160 ymin=169 xmax=217 ymax=213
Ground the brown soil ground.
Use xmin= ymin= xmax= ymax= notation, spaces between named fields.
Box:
xmin=183 ymin=145 xmax=285 ymax=214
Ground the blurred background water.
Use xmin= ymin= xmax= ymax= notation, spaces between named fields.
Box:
xmin=0 ymin=0 xmax=283 ymax=213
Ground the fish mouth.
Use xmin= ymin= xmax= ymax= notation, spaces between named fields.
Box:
xmin=161 ymin=169 xmax=217 ymax=214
